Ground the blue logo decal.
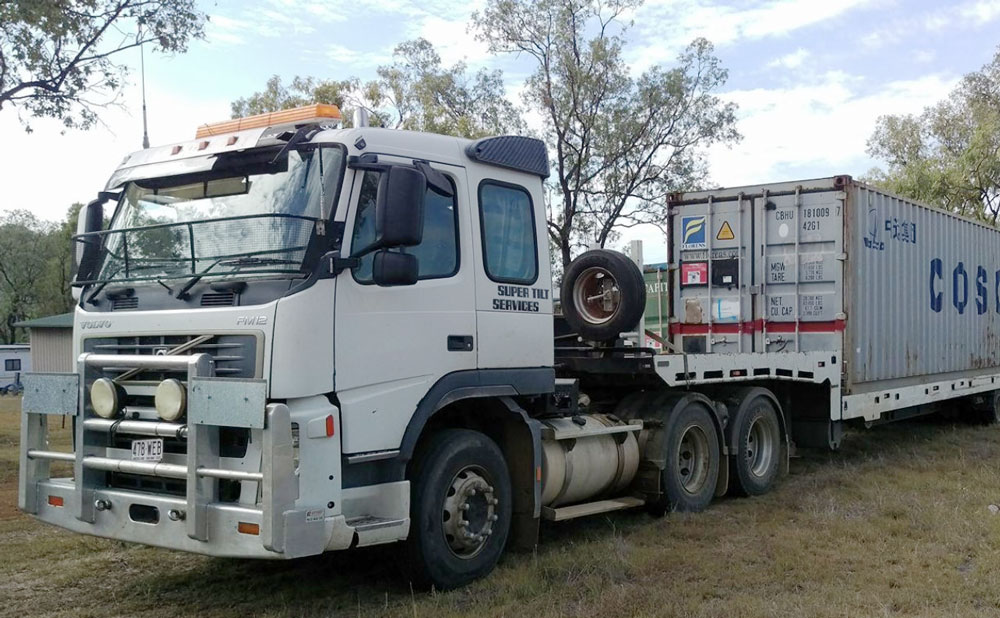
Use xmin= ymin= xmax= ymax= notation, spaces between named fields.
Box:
xmin=681 ymin=216 xmax=707 ymax=249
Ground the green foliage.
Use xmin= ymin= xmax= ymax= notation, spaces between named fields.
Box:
xmin=230 ymin=38 xmax=523 ymax=138
xmin=866 ymin=46 xmax=1000 ymax=222
xmin=0 ymin=206 xmax=77 ymax=344
xmin=229 ymin=75 xmax=388 ymax=127
xmin=473 ymin=0 xmax=740 ymax=270
xmin=377 ymin=38 xmax=524 ymax=138
xmin=0 ymin=0 xmax=206 ymax=132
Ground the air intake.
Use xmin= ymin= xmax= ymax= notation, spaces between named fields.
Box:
xmin=111 ymin=297 xmax=139 ymax=310
xmin=201 ymin=292 xmax=236 ymax=307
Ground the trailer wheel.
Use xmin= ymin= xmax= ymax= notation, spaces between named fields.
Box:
xmin=649 ymin=401 xmax=720 ymax=513
xmin=729 ymin=396 xmax=781 ymax=496
xmin=976 ymin=390 xmax=1000 ymax=425
xmin=561 ymin=249 xmax=646 ymax=342
xmin=405 ymin=429 xmax=512 ymax=590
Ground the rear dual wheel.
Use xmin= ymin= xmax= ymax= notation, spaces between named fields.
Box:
xmin=729 ymin=396 xmax=782 ymax=496
xmin=648 ymin=401 xmax=721 ymax=514
xmin=968 ymin=390 xmax=1000 ymax=425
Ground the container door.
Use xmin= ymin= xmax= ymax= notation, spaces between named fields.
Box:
xmin=671 ymin=195 xmax=754 ymax=354
xmin=755 ymin=189 xmax=845 ymax=354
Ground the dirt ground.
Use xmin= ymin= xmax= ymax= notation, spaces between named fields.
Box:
xmin=4 ymin=396 xmax=1000 ymax=617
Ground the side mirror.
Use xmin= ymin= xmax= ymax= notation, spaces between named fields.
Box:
xmin=375 ymin=166 xmax=425 ymax=248
xmin=73 ymin=198 xmax=105 ymax=284
xmin=372 ymin=251 xmax=418 ymax=286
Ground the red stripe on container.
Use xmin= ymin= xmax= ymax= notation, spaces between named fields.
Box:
xmin=669 ymin=319 xmax=845 ymax=335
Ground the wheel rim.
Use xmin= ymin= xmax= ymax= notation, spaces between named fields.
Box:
xmin=746 ymin=413 xmax=776 ymax=478
xmin=572 ymin=266 xmax=622 ymax=325
xmin=441 ymin=465 xmax=498 ymax=559
xmin=677 ymin=425 xmax=711 ymax=494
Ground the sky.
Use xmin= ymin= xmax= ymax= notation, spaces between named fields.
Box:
xmin=2 ymin=0 xmax=999 ymax=263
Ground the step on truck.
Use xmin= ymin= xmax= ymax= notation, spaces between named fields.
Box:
xmin=19 ymin=104 xmax=1000 ymax=589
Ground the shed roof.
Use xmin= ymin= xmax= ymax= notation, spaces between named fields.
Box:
xmin=14 ymin=313 xmax=74 ymax=329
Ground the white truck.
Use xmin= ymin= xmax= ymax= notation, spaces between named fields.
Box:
xmin=19 ymin=105 xmax=1000 ymax=589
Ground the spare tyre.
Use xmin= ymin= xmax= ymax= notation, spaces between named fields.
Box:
xmin=561 ymin=249 xmax=646 ymax=342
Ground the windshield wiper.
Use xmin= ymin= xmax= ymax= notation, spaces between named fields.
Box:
xmin=220 ymin=256 xmax=298 ymax=267
xmin=174 ymin=252 xmax=303 ymax=299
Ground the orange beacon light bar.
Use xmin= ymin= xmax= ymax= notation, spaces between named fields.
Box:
xmin=195 ymin=103 xmax=342 ymax=138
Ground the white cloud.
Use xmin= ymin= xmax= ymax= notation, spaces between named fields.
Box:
xmin=767 ymin=48 xmax=810 ymax=69
xmin=862 ymin=0 xmax=1000 ymax=50
xmin=705 ymin=72 xmax=959 ymax=188
xmin=961 ymin=0 xmax=1000 ymax=21
xmin=630 ymin=0 xmax=878 ymax=70
xmin=416 ymin=14 xmax=492 ymax=67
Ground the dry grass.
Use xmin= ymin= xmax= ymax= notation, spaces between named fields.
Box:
xmin=4 ymin=396 xmax=1000 ymax=617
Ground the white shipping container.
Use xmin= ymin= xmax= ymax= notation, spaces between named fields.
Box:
xmin=668 ymin=176 xmax=1000 ymax=413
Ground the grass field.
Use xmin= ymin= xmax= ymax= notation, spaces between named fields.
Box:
xmin=5 ymin=397 xmax=1000 ymax=617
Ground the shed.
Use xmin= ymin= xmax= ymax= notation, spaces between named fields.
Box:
xmin=14 ymin=313 xmax=73 ymax=373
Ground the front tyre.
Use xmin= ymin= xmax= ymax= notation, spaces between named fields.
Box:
xmin=405 ymin=429 xmax=512 ymax=590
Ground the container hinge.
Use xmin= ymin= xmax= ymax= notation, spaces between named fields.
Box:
xmin=836 ymin=253 xmax=848 ymax=261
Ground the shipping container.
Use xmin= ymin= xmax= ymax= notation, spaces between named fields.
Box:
xmin=662 ymin=175 xmax=1000 ymax=424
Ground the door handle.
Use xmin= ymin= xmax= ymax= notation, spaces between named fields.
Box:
xmin=447 ymin=335 xmax=474 ymax=351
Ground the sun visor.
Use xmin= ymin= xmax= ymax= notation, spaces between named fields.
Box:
xmin=105 ymin=155 xmax=219 ymax=190
xmin=105 ymin=126 xmax=272 ymax=190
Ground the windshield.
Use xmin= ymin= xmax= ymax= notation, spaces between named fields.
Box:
xmin=92 ymin=145 xmax=346 ymax=285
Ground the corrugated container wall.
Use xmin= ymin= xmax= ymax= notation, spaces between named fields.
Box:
xmin=846 ymin=183 xmax=1000 ymax=389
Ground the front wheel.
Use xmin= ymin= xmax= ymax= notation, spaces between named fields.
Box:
xmin=405 ymin=429 xmax=512 ymax=590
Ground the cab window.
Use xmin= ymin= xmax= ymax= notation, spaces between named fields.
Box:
xmin=352 ymin=170 xmax=459 ymax=283
xmin=478 ymin=181 xmax=537 ymax=284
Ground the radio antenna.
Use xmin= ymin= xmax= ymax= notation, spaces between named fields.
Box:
xmin=140 ymin=43 xmax=150 ymax=149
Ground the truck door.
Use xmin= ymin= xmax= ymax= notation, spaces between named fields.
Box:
xmin=334 ymin=161 xmax=477 ymax=455
xmin=465 ymin=170 xmax=553 ymax=370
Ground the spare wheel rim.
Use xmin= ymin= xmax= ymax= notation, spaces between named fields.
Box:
xmin=573 ymin=266 xmax=622 ymax=325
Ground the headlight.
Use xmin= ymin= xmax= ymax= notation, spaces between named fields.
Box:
xmin=154 ymin=379 xmax=187 ymax=422
xmin=90 ymin=378 xmax=122 ymax=419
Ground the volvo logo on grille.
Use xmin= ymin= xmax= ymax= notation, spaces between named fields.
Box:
xmin=154 ymin=348 xmax=169 ymax=356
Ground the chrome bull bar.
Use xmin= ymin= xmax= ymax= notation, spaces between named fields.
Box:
xmin=19 ymin=352 xmax=307 ymax=556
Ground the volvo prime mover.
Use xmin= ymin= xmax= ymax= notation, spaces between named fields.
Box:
xmin=19 ymin=104 xmax=1000 ymax=588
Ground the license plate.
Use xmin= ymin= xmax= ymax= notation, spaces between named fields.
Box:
xmin=131 ymin=438 xmax=163 ymax=462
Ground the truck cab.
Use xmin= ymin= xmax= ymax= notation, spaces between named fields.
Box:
xmin=20 ymin=105 xmax=565 ymax=588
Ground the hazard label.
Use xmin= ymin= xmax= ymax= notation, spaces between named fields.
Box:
xmin=716 ymin=220 xmax=735 ymax=241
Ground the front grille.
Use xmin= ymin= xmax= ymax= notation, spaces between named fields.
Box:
xmin=82 ymin=333 xmax=258 ymax=501
xmin=83 ymin=333 xmax=258 ymax=380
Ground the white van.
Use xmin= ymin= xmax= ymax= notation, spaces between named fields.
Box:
xmin=0 ymin=345 xmax=30 ymax=394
